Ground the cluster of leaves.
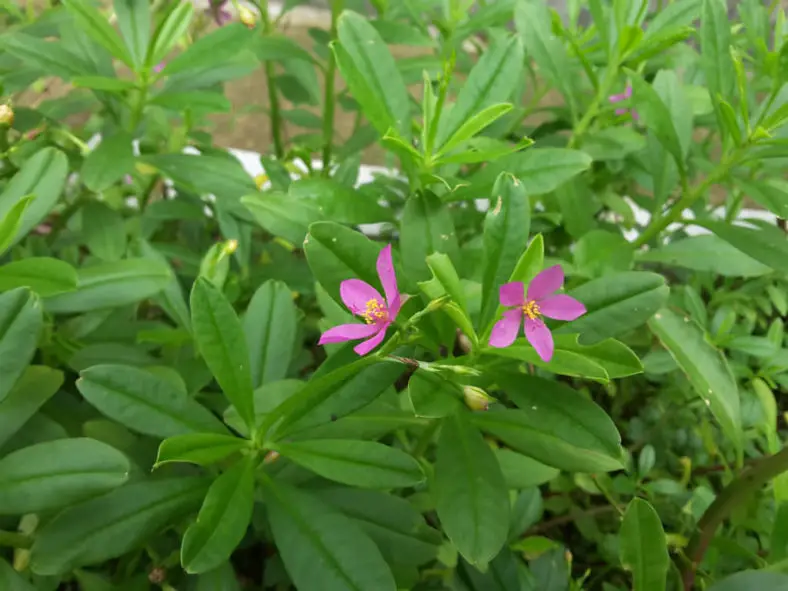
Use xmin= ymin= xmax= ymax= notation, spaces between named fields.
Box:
xmin=0 ymin=0 xmax=788 ymax=590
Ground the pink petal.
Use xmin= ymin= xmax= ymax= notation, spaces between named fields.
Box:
xmin=319 ymin=323 xmax=379 ymax=345
xmin=615 ymin=108 xmax=628 ymax=116
xmin=340 ymin=279 xmax=384 ymax=316
xmin=608 ymin=92 xmax=627 ymax=104
xmin=525 ymin=318 xmax=554 ymax=362
xmin=527 ymin=265 xmax=564 ymax=302
xmin=489 ymin=309 xmax=522 ymax=348
xmin=354 ymin=325 xmax=387 ymax=355
xmin=538 ymin=295 xmax=586 ymax=321
xmin=631 ymin=109 xmax=640 ymax=120
xmin=499 ymin=282 xmax=525 ymax=307
xmin=624 ymin=85 xmax=633 ymax=99
xmin=376 ymin=244 xmax=401 ymax=314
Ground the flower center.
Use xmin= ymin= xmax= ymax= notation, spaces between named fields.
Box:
xmin=522 ymin=300 xmax=541 ymax=321
xmin=362 ymin=299 xmax=388 ymax=324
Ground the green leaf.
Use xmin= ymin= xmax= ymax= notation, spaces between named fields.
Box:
xmin=261 ymin=476 xmax=397 ymax=591
xmin=0 ymin=558 xmax=34 ymax=591
xmin=142 ymin=153 xmax=256 ymax=201
xmin=435 ymin=36 xmax=523 ymax=149
xmin=156 ymin=433 xmax=249 ymax=468
xmin=182 ymin=456 xmax=255 ymax=574
xmin=733 ymin=179 xmax=788 ymax=219
xmin=434 ymin=412 xmax=509 ymax=567
xmin=193 ymin=562 xmax=241 ymax=591
xmin=480 ymin=173 xmax=530 ymax=331
xmin=648 ymin=308 xmax=742 ymax=455
xmin=147 ymin=0 xmax=194 ymax=67
xmin=30 ymin=477 xmax=208 ymax=575
xmin=63 ymin=0 xmax=135 ymax=68
xmin=619 ymin=498 xmax=669 ymax=591
xmin=252 ymin=34 xmax=318 ymax=65
xmin=0 ymin=148 xmax=68 ymax=247
xmin=149 ymin=91 xmax=231 ymax=113
xmin=629 ymin=74 xmax=685 ymax=171
xmin=407 ymin=369 xmax=462 ymax=418
xmin=0 ymin=288 xmax=43 ymax=403
xmin=400 ymin=191 xmax=459 ymax=282
xmin=242 ymin=191 xmax=321 ymax=244
xmin=557 ymin=272 xmax=669 ymax=344
xmin=136 ymin=240 xmax=191 ymax=331
xmin=419 ymin=253 xmax=477 ymax=343
xmin=164 ymin=23 xmax=256 ymax=76
xmin=77 ymin=364 xmax=227 ymax=438
xmin=446 ymin=148 xmax=591 ymax=202
xmin=243 ymin=280 xmax=298 ymax=388
xmin=0 ymin=366 xmax=63 ymax=448
xmin=1 ymin=33 xmax=90 ymax=79
xmin=700 ymin=0 xmax=734 ymax=115
xmin=43 ymin=259 xmax=171 ymax=314
xmin=315 ymin=487 xmax=441 ymax=567
xmin=72 ymin=75 xmax=138 ymax=92
xmin=304 ymin=221 xmax=384 ymax=306
xmin=191 ymin=277 xmax=256 ymax=429
xmin=485 ymin=340 xmax=610 ymax=383
xmin=496 ymin=449 xmax=559 ymax=489
xmin=81 ymin=132 xmax=135 ymax=192
xmin=81 ymin=201 xmax=127 ymax=261
xmin=223 ymin=380 xmax=304 ymax=436
xmin=275 ymin=344 xmax=404 ymax=436
xmin=514 ymin=0 xmax=577 ymax=118
xmin=335 ymin=10 xmax=410 ymax=139
xmin=288 ymin=178 xmax=390 ymax=225
xmin=473 ymin=375 xmax=623 ymax=473
xmin=574 ymin=230 xmax=633 ymax=277
xmin=552 ymin=335 xmax=643 ymax=379
xmin=276 ymin=439 xmax=424 ymax=488
xmin=0 ymin=258 xmax=78 ymax=297
xmin=114 ymin=0 xmax=150 ymax=70
xmin=436 ymin=103 xmax=514 ymax=158
xmin=0 ymin=196 xmax=33 ymax=255
xmin=637 ymin=234 xmax=772 ymax=277
xmin=0 ymin=438 xmax=129 ymax=515
xmin=695 ymin=221 xmax=788 ymax=273
xmin=707 ymin=572 xmax=788 ymax=591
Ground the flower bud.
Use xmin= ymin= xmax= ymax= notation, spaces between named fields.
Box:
xmin=239 ymin=5 xmax=257 ymax=28
xmin=463 ymin=386 xmax=495 ymax=411
xmin=254 ymin=173 xmax=269 ymax=189
xmin=0 ymin=104 xmax=13 ymax=126
xmin=263 ymin=450 xmax=280 ymax=464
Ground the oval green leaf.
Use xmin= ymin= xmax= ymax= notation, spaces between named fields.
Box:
xmin=620 ymin=498 xmax=669 ymax=591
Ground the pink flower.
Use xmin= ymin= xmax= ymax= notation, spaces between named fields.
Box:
xmin=609 ymin=85 xmax=639 ymax=120
xmin=489 ymin=265 xmax=586 ymax=362
xmin=318 ymin=244 xmax=402 ymax=356
xmin=207 ymin=0 xmax=231 ymax=25
xmin=152 ymin=62 xmax=165 ymax=74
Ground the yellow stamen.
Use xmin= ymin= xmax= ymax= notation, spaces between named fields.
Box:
xmin=523 ymin=300 xmax=541 ymax=320
xmin=362 ymin=299 xmax=388 ymax=324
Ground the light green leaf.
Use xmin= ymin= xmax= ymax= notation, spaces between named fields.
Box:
xmin=43 ymin=259 xmax=171 ymax=314
xmin=335 ymin=10 xmax=410 ymax=139
xmin=648 ymin=308 xmax=742 ymax=455
xmin=695 ymin=221 xmax=788 ymax=273
xmin=81 ymin=201 xmax=127 ymax=261
xmin=191 ymin=278 xmax=256 ymax=429
xmin=0 ymin=288 xmax=43 ymax=403
xmin=700 ymin=0 xmax=734 ymax=118
xmin=155 ymin=433 xmax=249 ymax=468
xmin=434 ymin=412 xmax=509 ymax=567
xmin=114 ymin=0 xmax=150 ymax=70
xmin=407 ymin=369 xmax=462 ymax=418
xmin=30 ymin=477 xmax=208 ymax=575
xmin=436 ymin=103 xmax=514 ymax=158
xmin=707 ymin=571 xmax=788 ymax=591
xmin=182 ymin=456 xmax=256 ymax=574
xmin=276 ymin=439 xmax=424 ymax=488
xmin=620 ymin=498 xmax=669 ymax=591
xmin=637 ymin=234 xmax=772 ymax=277
xmin=262 ymin=476 xmax=397 ymax=591
xmin=0 ymin=438 xmax=129 ymax=515
xmin=0 ymin=148 xmax=68 ymax=247
xmin=242 ymin=191 xmax=321 ymax=244
xmin=141 ymin=153 xmax=256 ymax=201
xmin=0 ymin=258 xmax=78 ymax=297
xmin=147 ymin=0 xmax=194 ymax=67
xmin=629 ymin=74 xmax=685 ymax=170
xmin=496 ymin=449 xmax=559 ymax=489
xmin=0 ymin=558 xmax=34 ymax=591
xmin=243 ymin=280 xmax=298 ymax=388
xmin=81 ymin=132 xmax=135 ymax=192
xmin=164 ymin=23 xmax=256 ymax=76
xmin=0 ymin=196 xmax=34 ymax=255
xmin=63 ymin=0 xmax=135 ymax=67
xmin=77 ymin=364 xmax=227 ymax=438
xmin=436 ymin=36 xmax=523 ymax=149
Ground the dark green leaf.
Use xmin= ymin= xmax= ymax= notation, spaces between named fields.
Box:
xmin=0 ymin=258 xmax=78 ymax=297
xmin=0 ymin=288 xmax=43 ymax=403
xmin=164 ymin=23 xmax=256 ymax=75
xmin=0 ymin=366 xmax=63 ymax=448
xmin=114 ymin=0 xmax=150 ymax=69
xmin=242 ymin=191 xmax=322 ymax=244
xmin=620 ymin=498 xmax=669 ymax=591
xmin=63 ymin=0 xmax=134 ymax=67
xmin=156 ymin=433 xmax=249 ymax=467
xmin=81 ymin=201 xmax=127 ymax=261
xmin=400 ymin=191 xmax=459 ymax=282
xmin=696 ymin=220 xmax=788 ymax=273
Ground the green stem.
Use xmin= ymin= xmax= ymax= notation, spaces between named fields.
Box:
xmin=129 ymin=78 xmax=148 ymax=133
xmin=425 ymin=50 xmax=455 ymax=158
xmin=0 ymin=530 xmax=32 ymax=549
xmin=634 ymin=149 xmax=744 ymax=247
xmin=260 ymin=0 xmax=284 ymax=159
xmin=568 ymin=59 xmax=620 ymax=147
xmin=682 ymin=446 xmax=788 ymax=590
xmin=321 ymin=0 xmax=342 ymax=176
xmin=412 ymin=420 xmax=439 ymax=459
